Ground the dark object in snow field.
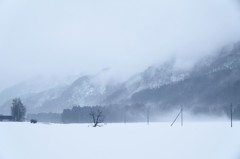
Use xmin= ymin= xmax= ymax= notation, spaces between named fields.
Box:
xmin=30 ymin=119 xmax=37 ymax=124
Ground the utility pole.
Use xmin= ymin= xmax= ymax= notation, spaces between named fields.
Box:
xmin=124 ymin=107 xmax=126 ymax=124
xmin=231 ymin=103 xmax=233 ymax=128
xmin=147 ymin=108 xmax=150 ymax=125
xmin=109 ymin=110 xmax=112 ymax=124
xmin=181 ymin=105 xmax=183 ymax=127
xmin=171 ymin=106 xmax=183 ymax=127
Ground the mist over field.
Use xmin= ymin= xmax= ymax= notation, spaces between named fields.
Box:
xmin=1 ymin=1 xmax=240 ymax=159
xmin=0 ymin=0 xmax=240 ymax=120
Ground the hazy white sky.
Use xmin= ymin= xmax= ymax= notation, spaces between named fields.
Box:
xmin=0 ymin=0 xmax=240 ymax=91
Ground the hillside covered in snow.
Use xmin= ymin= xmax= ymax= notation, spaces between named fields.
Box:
xmin=1 ymin=43 xmax=240 ymax=115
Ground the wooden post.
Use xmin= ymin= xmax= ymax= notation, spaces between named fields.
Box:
xmin=171 ymin=108 xmax=182 ymax=126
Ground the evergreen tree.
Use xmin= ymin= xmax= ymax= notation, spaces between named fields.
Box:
xmin=11 ymin=98 xmax=26 ymax=121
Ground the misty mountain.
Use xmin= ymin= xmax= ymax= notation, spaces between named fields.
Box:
xmin=131 ymin=42 xmax=240 ymax=112
xmin=0 ymin=70 xmax=123 ymax=113
xmin=33 ymin=75 xmax=122 ymax=113
xmin=1 ymin=43 xmax=240 ymax=114
xmin=102 ymin=61 xmax=189 ymax=104
xmin=0 ymin=61 xmax=189 ymax=113
xmin=0 ymin=76 xmax=77 ymax=113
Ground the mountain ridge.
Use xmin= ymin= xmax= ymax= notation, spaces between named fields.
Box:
xmin=1 ymin=42 xmax=240 ymax=114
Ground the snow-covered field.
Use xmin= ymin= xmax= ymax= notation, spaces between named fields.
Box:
xmin=0 ymin=122 xmax=240 ymax=159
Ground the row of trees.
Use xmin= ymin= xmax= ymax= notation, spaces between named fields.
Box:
xmin=61 ymin=103 xmax=240 ymax=125
xmin=7 ymin=98 xmax=240 ymax=125
xmin=61 ymin=104 xmax=160 ymax=124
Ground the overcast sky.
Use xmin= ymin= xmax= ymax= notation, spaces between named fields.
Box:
xmin=0 ymin=0 xmax=240 ymax=91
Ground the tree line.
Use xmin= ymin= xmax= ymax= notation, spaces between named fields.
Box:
xmin=61 ymin=103 xmax=156 ymax=124
xmin=4 ymin=98 xmax=240 ymax=124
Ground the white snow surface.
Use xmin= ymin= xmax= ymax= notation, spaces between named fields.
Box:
xmin=0 ymin=122 xmax=240 ymax=159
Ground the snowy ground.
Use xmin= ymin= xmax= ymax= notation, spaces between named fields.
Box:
xmin=0 ymin=122 xmax=240 ymax=159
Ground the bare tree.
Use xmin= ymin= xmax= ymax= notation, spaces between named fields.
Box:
xmin=89 ymin=109 xmax=105 ymax=127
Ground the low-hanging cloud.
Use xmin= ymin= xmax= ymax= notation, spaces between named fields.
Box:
xmin=0 ymin=0 xmax=240 ymax=90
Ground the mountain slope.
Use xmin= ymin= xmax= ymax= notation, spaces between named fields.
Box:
xmin=1 ymin=43 xmax=240 ymax=114
xmin=131 ymin=42 xmax=240 ymax=111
